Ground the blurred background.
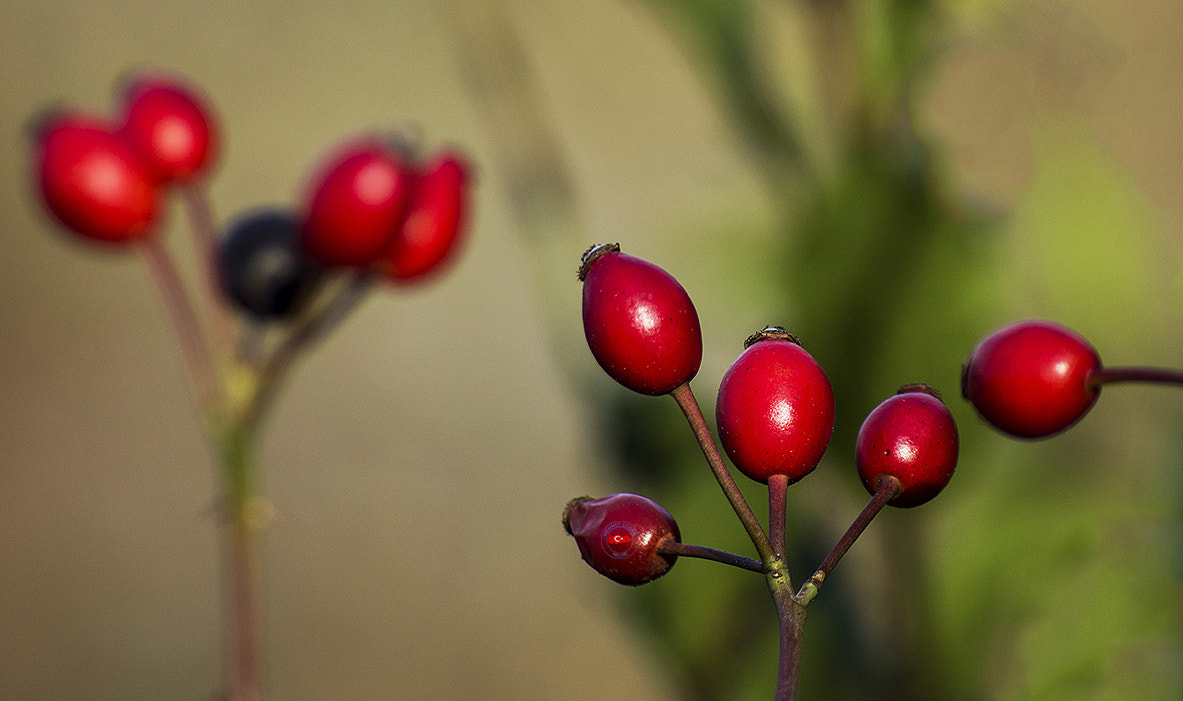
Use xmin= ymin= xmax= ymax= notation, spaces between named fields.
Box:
xmin=1 ymin=0 xmax=1181 ymax=699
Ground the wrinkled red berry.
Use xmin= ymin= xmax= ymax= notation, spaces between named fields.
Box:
xmin=300 ymin=138 xmax=416 ymax=267
xmin=33 ymin=111 xmax=160 ymax=244
xmin=563 ymin=493 xmax=680 ymax=586
xmin=118 ymin=74 xmax=217 ymax=183
xmin=379 ymin=150 xmax=470 ymax=282
xmin=579 ymin=243 xmax=702 ymax=396
xmin=856 ymin=384 xmax=958 ymax=508
xmin=961 ymin=320 xmax=1101 ymax=438
xmin=715 ymin=327 xmax=834 ymax=484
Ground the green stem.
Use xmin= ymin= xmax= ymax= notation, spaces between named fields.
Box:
xmin=668 ymin=382 xmax=774 ymax=564
xmin=219 ymin=425 xmax=265 ymax=701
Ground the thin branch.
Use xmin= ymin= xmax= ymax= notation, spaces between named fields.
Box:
xmin=796 ymin=475 xmax=901 ymax=606
xmin=668 ymin=382 xmax=774 ymax=565
xmin=658 ymin=541 xmax=764 ymax=573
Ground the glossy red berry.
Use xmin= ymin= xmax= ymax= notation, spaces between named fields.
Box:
xmin=715 ymin=327 xmax=834 ymax=484
xmin=579 ymin=243 xmax=702 ymax=396
xmin=563 ymin=493 xmax=680 ymax=586
xmin=33 ymin=111 xmax=160 ymax=244
xmin=856 ymin=384 xmax=959 ymax=508
xmin=379 ymin=150 xmax=470 ymax=282
xmin=961 ymin=320 xmax=1102 ymax=438
xmin=218 ymin=209 xmax=323 ymax=320
xmin=118 ymin=74 xmax=217 ymax=183
xmin=300 ymin=138 xmax=416 ymax=267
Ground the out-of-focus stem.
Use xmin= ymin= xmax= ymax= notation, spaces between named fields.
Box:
xmin=219 ymin=426 xmax=264 ymax=701
xmin=137 ymin=235 xmax=222 ymax=413
xmin=669 ymin=382 xmax=773 ymax=565
xmin=246 ymin=273 xmax=375 ymax=431
xmin=1092 ymin=366 xmax=1183 ymax=388
xmin=180 ymin=183 xmax=237 ymax=357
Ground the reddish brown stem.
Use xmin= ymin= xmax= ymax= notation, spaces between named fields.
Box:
xmin=223 ymin=516 xmax=263 ymax=701
xmin=137 ymin=236 xmax=222 ymax=412
xmin=768 ymin=474 xmax=789 ymax=563
xmin=796 ymin=475 xmax=901 ymax=606
xmin=668 ymin=383 xmax=774 ymax=565
xmin=1092 ymin=366 xmax=1183 ymax=388
xmin=658 ymin=541 xmax=765 ymax=573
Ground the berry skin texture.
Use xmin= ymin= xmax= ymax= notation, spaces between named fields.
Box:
xmin=715 ymin=328 xmax=835 ymax=484
xmin=33 ymin=112 xmax=160 ymax=244
xmin=961 ymin=320 xmax=1102 ymax=439
xmin=563 ymin=493 xmax=680 ymax=586
xmin=856 ymin=385 xmax=959 ymax=508
xmin=379 ymin=150 xmax=470 ymax=282
xmin=300 ymin=139 xmax=416 ymax=268
xmin=119 ymin=75 xmax=218 ymax=183
xmin=579 ymin=243 xmax=703 ymax=396
xmin=218 ymin=209 xmax=322 ymax=319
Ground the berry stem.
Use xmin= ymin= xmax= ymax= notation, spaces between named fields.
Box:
xmin=657 ymin=541 xmax=765 ymax=573
xmin=218 ymin=425 xmax=265 ymax=701
xmin=180 ymin=183 xmax=237 ymax=358
xmin=795 ymin=475 xmax=901 ymax=606
xmin=768 ymin=474 xmax=789 ymax=563
xmin=246 ymin=272 xmax=376 ymax=430
xmin=669 ymin=382 xmax=774 ymax=565
xmin=137 ymin=235 xmax=222 ymax=413
xmin=1092 ymin=366 xmax=1183 ymax=388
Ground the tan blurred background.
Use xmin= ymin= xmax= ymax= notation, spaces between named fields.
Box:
xmin=1 ymin=1 xmax=1181 ymax=699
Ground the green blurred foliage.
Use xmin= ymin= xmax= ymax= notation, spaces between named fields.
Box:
xmin=459 ymin=0 xmax=1182 ymax=698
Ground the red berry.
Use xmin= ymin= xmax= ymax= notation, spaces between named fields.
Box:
xmin=300 ymin=138 xmax=416 ymax=267
xmin=562 ymin=493 xmax=680 ymax=586
xmin=961 ymin=320 xmax=1101 ymax=438
xmin=118 ymin=74 xmax=217 ymax=183
xmin=33 ymin=111 xmax=160 ymax=244
xmin=379 ymin=150 xmax=470 ymax=282
xmin=578 ymin=244 xmax=702 ymax=396
xmin=715 ymin=327 xmax=834 ymax=484
xmin=855 ymin=384 xmax=959 ymax=508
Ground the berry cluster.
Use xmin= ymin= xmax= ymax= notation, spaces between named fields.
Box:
xmin=566 ymin=243 xmax=959 ymax=698
xmin=28 ymin=71 xmax=472 ymax=701
xmin=33 ymin=72 xmax=470 ymax=321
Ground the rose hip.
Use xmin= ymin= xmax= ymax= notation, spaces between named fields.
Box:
xmin=715 ymin=327 xmax=834 ymax=484
xmin=33 ymin=111 xmax=160 ymax=244
xmin=578 ymin=243 xmax=702 ymax=396
xmin=563 ymin=493 xmax=680 ymax=586
xmin=856 ymin=384 xmax=958 ymax=507
xmin=962 ymin=320 xmax=1102 ymax=438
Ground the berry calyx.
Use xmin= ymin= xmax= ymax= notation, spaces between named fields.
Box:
xmin=855 ymin=384 xmax=959 ymax=508
xmin=218 ymin=209 xmax=322 ymax=319
xmin=118 ymin=74 xmax=218 ymax=183
xmin=300 ymin=138 xmax=416 ymax=267
xmin=579 ymin=243 xmax=702 ymax=396
xmin=379 ymin=150 xmax=470 ymax=282
xmin=715 ymin=327 xmax=835 ymax=484
xmin=961 ymin=320 xmax=1102 ymax=438
xmin=563 ymin=493 xmax=680 ymax=586
xmin=33 ymin=111 xmax=160 ymax=244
